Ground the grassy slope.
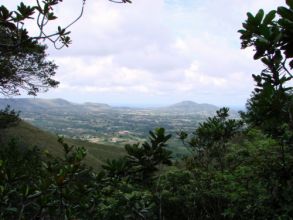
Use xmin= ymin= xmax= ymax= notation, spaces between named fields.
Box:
xmin=1 ymin=121 xmax=125 ymax=170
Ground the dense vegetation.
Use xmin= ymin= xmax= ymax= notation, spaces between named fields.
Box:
xmin=1 ymin=120 xmax=125 ymax=169
xmin=0 ymin=1 xmax=293 ymax=219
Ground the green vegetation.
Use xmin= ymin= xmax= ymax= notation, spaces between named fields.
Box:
xmin=0 ymin=106 xmax=20 ymax=129
xmin=0 ymin=0 xmax=293 ymax=219
xmin=1 ymin=121 xmax=125 ymax=169
xmin=239 ymin=1 xmax=293 ymax=137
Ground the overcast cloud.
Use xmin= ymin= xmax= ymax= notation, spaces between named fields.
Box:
xmin=2 ymin=0 xmax=285 ymax=107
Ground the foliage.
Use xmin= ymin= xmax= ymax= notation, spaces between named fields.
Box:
xmin=155 ymin=129 xmax=293 ymax=220
xmin=0 ymin=138 xmax=94 ymax=219
xmin=0 ymin=132 xmax=159 ymax=219
xmin=0 ymin=39 xmax=59 ymax=96
xmin=125 ymin=128 xmax=172 ymax=182
xmin=155 ymin=169 xmax=227 ymax=220
xmin=222 ymin=129 xmax=293 ymax=219
xmin=239 ymin=0 xmax=293 ymax=69
xmin=239 ymin=1 xmax=293 ymax=137
xmin=2 ymin=127 xmax=292 ymax=219
xmin=0 ymin=105 xmax=20 ymax=129
xmin=94 ymin=178 xmax=156 ymax=220
xmin=178 ymin=108 xmax=243 ymax=171
xmin=0 ymin=0 xmax=64 ymax=96
xmin=103 ymin=128 xmax=172 ymax=183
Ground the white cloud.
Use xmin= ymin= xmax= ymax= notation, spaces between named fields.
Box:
xmin=2 ymin=0 xmax=286 ymax=106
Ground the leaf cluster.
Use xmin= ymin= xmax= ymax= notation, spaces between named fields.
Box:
xmin=239 ymin=0 xmax=293 ymax=69
xmin=239 ymin=1 xmax=293 ymax=138
xmin=0 ymin=105 xmax=20 ymax=129
xmin=103 ymin=128 xmax=172 ymax=183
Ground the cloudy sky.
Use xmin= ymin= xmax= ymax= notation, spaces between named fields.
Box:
xmin=3 ymin=0 xmax=285 ymax=107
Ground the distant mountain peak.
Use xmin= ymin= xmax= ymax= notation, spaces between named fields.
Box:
xmin=48 ymin=98 xmax=72 ymax=104
xmin=160 ymin=101 xmax=218 ymax=113
xmin=171 ymin=101 xmax=198 ymax=106
xmin=170 ymin=101 xmax=217 ymax=107
xmin=84 ymin=102 xmax=110 ymax=108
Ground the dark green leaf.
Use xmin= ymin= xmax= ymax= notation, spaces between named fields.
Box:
xmin=238 ymin=29 xmax=246 ymax=34
xmin=6 ymin=207 xmax=18 ymax=213
xmin=254 ymin=50 xmax=265 ymax=60
xmin=0 ymin=6 xmax=11 ymax=20
xmin=286 ymin=0 xmax=293 ymax=9
xmin=255 ymin=9 xmax=264 ymax=24
xmin=278 ymin=6 xmax=293 ymax=21
xmin=261 ymin=57 xmax=270 ymax=66
xmin=247 ymin=12 xmax=254 ymax=21
xmin=263 ymin=10 xmax=276 ymax=25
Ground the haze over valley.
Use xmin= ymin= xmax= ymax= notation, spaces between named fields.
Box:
xmin=0 ymin=98 xmax=238 ymax=155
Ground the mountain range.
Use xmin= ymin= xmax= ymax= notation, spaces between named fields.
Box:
xmin=0 ymin=98 xmax=219 ymax=113
xmin=0 ymin=98 xmax=234 ymax=154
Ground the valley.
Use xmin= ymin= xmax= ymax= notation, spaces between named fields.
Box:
xmin=0 ymin=98 xmax=238 ymax=156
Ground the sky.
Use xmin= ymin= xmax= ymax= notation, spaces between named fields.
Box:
xmin=2 ymin=0 xmax=285 ymax=107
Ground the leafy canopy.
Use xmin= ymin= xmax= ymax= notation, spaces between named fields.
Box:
xmin=239 ymin=0 xmax=293 ymax=137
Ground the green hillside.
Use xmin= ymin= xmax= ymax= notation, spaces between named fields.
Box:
xmin=1 ymin=120 xmax=125 ymax=169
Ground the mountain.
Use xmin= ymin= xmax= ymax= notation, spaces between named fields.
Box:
xmin=83 ymin=102 xmax=111 ymax=112
xmin=159 ymin=101 xmax=219 ymax=114
xmin=0 ymin=98 xmax=76 ymax=111
xmin=170 ymin=101 xmax=217 ymax=109
xmin=84 ymin=102 xmax=110 ymax=108
xmin=0 ymin=98 xmax=113 ymax=114
xmin=0 ymin=98 xmax=219 ymax=113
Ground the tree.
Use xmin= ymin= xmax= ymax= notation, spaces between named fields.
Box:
xmin=125 ymin=128 xmax=172 ymax=182
xmin=0 ymin=38 xmax=59 ymax=96
xmin=238 ymin=0 xmax=293 ymax=137
xmin=103 ymin=128 xmax=172 ymax=183
xmin=0 ymin=0 xmax=132 ymax=96
xmin=0 ymin=105 xmax=20 ymax=129
xmin=178 ymin=108 xmax=243 ymax=171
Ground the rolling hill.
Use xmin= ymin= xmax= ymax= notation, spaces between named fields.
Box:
xmin=1 ymin=120 xmax=125 ymax=170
